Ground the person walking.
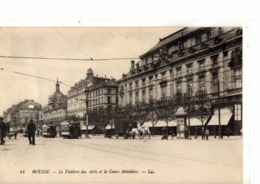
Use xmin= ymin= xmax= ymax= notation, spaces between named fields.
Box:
xmin=205 ymin=128 xmax=210 ymax=140
xmin=27 ymin=120 xmax=36 ymax=145
xmin=226 ymin=128 xmax=230 ymax=138
xmin=0 ymin=117 xmax=7 ymax=145
xmin=213 ymin=127 xmax=217 ymax=139
xmin=161 ymin=127 xmax=168 ymax=140
xmin=201 ymin=127 xmax=205 ymax=140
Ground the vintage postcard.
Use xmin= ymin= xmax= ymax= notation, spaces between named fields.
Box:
xmin=0 ymin=26 xmax=244 ymax=183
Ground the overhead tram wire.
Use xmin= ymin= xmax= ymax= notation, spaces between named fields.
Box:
xmin=0 ymin=55 xmax=139 ymax=62
xmin=0 ymin=68 xmax=71 ymax=87
xmin=1 ymin=55 xmax=237 ymax=75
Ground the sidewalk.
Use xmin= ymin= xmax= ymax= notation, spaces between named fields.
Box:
xmin=79 ymin=134 xmax=242 ymax=141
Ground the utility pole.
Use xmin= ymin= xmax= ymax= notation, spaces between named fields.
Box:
xmin=85 ymin=90 xmax=90 ymax=138
xmin=188 ymin=92 xmax=191 ymax=140
xmin=217 ymin=79 xmax=222 ymax=139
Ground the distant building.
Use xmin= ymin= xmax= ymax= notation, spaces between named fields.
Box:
xmin=3 ymin=99 xmax=41 ymax=129
xmin=67 ymin=68 xmax=110 ymax=121
xmin=117 ymin=27 xmax=242 ymax=134
xmin=42 ymin=79 xmax=67 ymax=125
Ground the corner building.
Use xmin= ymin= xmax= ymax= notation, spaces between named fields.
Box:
xmin=67 ymin=68 xmax=111 ymax=121
xmin=118 ymin=27 xmax=242 ymax=134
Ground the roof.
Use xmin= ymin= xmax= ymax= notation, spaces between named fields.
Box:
xmin=140 ymin=27 xmax=201 ymax=58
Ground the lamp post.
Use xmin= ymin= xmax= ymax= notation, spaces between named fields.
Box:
xmin=83 ymin=88 xmax=91 ymax=139
xmin=217 ymin=80 xmax=222 ymax=139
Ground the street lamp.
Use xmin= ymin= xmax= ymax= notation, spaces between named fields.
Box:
xmin=217 ymin=80 xmax=222 ymax=139
xmin=75 ymin=97 xmax=90 ymax=138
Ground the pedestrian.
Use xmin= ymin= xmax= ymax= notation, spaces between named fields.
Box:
xmin=226 ymin=128 xmax=230 ymax=138
xmin=194 ymin=128 xmax=198 ymax=139
xmin=161 ymin=127 xmax=168 ymax=140
xmin=205 ymin=128 xmax=209 ymax=140
xmin=0 ymin=117 xmax=7 ymax=145
xmin=201 ymin=127 xmax=205 ymax=140
xmin=14 ymin=127 xmax=17 ymax=139
xmin=27 ymin=119 xmax=36 ymax=145
xmin=213 ymin=127 xmax=217 ymax=139
xmin=170 ymin=130 xmax=175 ymax=140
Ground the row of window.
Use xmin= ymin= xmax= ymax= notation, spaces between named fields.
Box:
xmin=68 ymin=88 xmax=85 ymax=97
xmin=123 ymin=68 xmax=242 ymax=104
xmin=67 ymin=103 xmax=85 ymax=110
xmin=88 ymin=96 xmax=118 ymax=106
xmin=88 ymin=88 xmax=116 ymax=98
xmin=126 ymin=53 xmax=224 ymax=91
xmin=68 ymin=111 xmax=85 ymax=117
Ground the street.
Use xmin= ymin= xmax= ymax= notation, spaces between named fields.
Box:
xmin=0 ymin=134 xmax=242 ymax=183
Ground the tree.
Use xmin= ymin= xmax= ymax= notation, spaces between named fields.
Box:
xmin=132 ymin=101 xmax=150 ymax=126
xmin=190 ymin=90 xmax=211 ymax=126
xmin=155 ymin=96 xmax=179 ymax=136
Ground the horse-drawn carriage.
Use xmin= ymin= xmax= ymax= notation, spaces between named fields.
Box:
xmin=114 ymin=121 xmax=137 ymax=139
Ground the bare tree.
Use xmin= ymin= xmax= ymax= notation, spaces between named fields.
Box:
xmin=133 ymin=101 xmax=150 ymax=126
xmin=191 ymin=90 xmax=211 ymax=126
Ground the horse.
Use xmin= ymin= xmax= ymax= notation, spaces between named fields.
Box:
xmin=125 ymin=128 xmax=138 ymax=139
xmin=138 ymin=126 xmax=151 ymax=139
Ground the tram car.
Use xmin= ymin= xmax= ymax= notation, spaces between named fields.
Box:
xmin=60 ymin=121 xmax=81 ymax=139
xmin=42 ymin=124 xmax=57 ymax=138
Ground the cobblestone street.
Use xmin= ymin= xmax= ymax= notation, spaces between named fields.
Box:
xmin=0 ymin=135 xmax=242 ymax=183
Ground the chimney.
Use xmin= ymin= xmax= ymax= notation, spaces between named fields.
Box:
xmin=131 ymin=60 xmax=135 ymax=70
xmin=136 ymin=62 xmax=140 ymax=69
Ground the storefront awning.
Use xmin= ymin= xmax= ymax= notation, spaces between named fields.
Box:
xmin=81 ymin=125 xmax=96 ymax=130
xmin=207 ymin=108 xmax=233 ymax=126
xmin=188 ymin=118 xmax=208 ymax=126
xmin=142 ymin=120 xmax=177 ymax=128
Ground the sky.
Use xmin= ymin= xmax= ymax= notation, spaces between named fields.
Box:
xmin=0 ymin=27 xmax=181 ymax=115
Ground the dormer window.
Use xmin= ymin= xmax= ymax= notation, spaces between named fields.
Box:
xmin=145 ymin=59 xmax=148 ymax=65
xmin=195 ymin=36 xmax=201 ymax=44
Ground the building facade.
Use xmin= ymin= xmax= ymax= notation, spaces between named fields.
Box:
xmin=3 ymin=99 xmax=42 ymax=129
xmin=42 ymin=79 xmax=67 ymax=125
xmin=117 ymin=27 xmax=242 ymax=134
xmin=86 ymin=79 xmax=118 ymax=112
xmin=67 ymin=79 xmax=87 ymax=119
xmin=67 ymin=68 xmax=111 ymax=121
xmin=86 ymin=78 xmax=118 ymax=132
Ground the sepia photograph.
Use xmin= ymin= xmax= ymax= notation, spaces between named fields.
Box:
xmin=0 ymin=26 xmax=243 ymax=183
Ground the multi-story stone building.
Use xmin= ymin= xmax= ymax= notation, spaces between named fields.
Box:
xmin=42 ymin=79 xmax=67 ymax=125
xmin=3 ymin=99 xmax=42 ymax=128
xmin=67 ymin=68 xmax=111 ymax=120
xmin=67 ymin=79 xmax=87 ymax=119
xmin=117 ymin=27 xmax=242 ymax=134
xmin=85 ymin=78 xmax=118 ymax=132
xmin=86 ymin=79 xmax=118 ymax=112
